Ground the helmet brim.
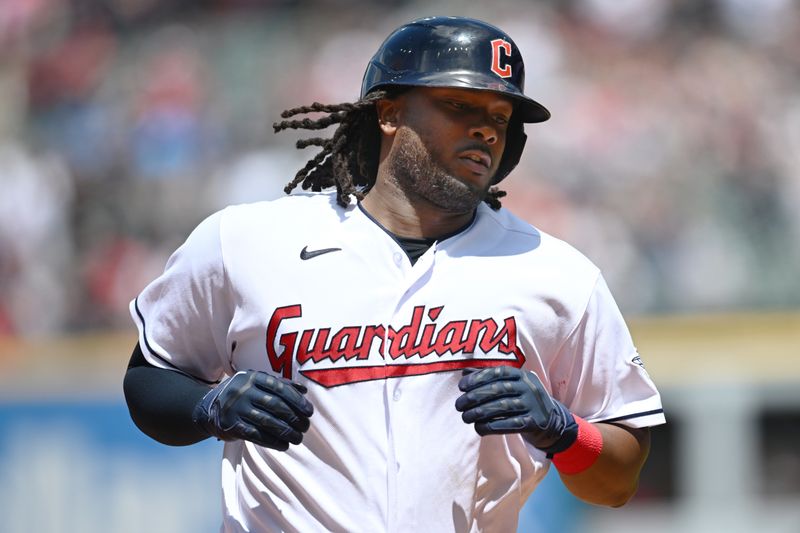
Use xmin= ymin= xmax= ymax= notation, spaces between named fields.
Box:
xmin=368 ymin=71 xmax=550 ymax=123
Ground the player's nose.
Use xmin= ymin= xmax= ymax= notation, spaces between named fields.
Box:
xmin=468 ymin=121 xmax=499 ymax=145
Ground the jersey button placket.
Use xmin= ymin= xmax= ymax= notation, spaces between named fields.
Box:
xmin=385 ymin=246 xmax=436 ymax=532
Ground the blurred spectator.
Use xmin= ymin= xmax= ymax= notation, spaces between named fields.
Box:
xmin=127 ymin=24 xmax=210 ymax=182
xmin=0 ymin=142 xmax=73 ymax=334
xmin=27 ymin=17 xmax=119 ymax=182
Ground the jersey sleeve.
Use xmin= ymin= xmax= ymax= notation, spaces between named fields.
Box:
xmin=129 ymin=210 xmax=234 ymax=385
xmin=548 ymin=274 xmax=665 ymax=428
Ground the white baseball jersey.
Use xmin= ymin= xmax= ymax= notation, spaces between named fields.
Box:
xmin=131 ymin=191 xmax=665 ymax=533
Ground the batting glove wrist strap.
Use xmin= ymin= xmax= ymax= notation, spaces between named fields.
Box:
xmin=532 ymin=398 xmax=579 ymax=455
xmin=551 ymin=416 xmax=604 ymax=475
xmin=192 ymin=376 xmax=239 ymax=441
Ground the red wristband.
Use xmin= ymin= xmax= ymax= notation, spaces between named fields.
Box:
xmin=551 ymin=416 xmax=603 ymax=475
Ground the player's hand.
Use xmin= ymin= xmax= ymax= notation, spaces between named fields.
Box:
xmin=455 ymin=366 xmax=578 ymax=454
xmin=192 ymin=370 xmax=314 ymax=451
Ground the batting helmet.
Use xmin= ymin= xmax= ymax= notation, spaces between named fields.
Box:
xmin=361 ymin=16 xmax=551 ymax=183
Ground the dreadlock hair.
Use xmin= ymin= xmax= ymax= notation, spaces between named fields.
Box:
xmin=273 ymin=89 xmax=506 ymax=210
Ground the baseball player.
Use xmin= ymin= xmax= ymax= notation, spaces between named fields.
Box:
xmin=124 ymin=16 xmax=665 ymax=532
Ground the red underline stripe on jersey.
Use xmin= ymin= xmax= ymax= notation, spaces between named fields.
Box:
xmin=300 ymin=358 xmax=523 ymax=388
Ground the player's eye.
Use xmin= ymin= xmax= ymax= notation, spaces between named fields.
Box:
xmin=494 ymin=115 xmax=510 ymax=126
xmin=448 ymin=100 xmax=468 ymax=110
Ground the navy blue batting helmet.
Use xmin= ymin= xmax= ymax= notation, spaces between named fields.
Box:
xmin=361 ymin=16 xmax=550 ymax=183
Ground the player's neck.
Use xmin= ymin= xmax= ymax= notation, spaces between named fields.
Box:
xmin=361 ymin=180 xmax=475 ymax=239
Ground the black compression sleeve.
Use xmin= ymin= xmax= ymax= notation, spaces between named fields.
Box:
xmin=123 ymin=343 xmax=213 ymax=446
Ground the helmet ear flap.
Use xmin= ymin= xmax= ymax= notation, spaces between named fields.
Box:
xmin=492 ymin=119 xmax=526 ymax=184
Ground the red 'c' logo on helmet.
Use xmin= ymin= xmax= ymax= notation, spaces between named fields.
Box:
xmin=490 ymin=39 xmax=513 ymax=78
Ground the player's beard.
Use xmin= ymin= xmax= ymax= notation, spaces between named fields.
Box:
xmin=386 ymin=128 xmax=491 ymax=214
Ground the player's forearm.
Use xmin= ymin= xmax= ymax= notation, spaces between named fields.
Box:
xmin=557 ymin=423 xmax=650 ymax=507
xmin=123 ymin=344 xmax=212 ymax=446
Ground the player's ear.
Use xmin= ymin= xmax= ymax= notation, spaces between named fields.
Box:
xmin=375 ymin=98 xmax=399 ymax=135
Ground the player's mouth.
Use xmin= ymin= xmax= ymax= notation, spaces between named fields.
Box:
xmin=458 ymin=150 xmax=492 ymax=175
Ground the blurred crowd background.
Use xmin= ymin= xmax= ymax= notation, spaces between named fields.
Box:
xmin=1 ymin=0 xmax=799 ymax=336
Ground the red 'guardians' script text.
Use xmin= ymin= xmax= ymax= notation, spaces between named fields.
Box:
xmin=266 ymin=304 xmax=525 ymax=387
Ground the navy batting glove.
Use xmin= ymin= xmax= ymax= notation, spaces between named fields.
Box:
xmin=455 ymin=366 xmax=578 ymax=454
xmin=192 ymin=370 xmax=314 ymax=451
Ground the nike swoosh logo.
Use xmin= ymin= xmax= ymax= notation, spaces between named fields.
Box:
xmin=300 ymin=246 xmax=342 ymax=260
